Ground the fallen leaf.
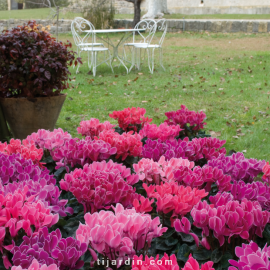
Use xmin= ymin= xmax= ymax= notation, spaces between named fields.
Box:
xmin=79 ymin=91 xmax=81 ymax=94
xmin=138 ymin=73 xmax=143 ymax=75
xmin=142 ymin=101 xmax=148 ymax=103
xmin=233 ymin=136 xmax=239 ymax=139
xmin=209 ymin=131 xmax=221 ymax=138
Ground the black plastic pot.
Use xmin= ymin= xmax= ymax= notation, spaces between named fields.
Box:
xmin=0 ymin=105 xmax=10 ymax=142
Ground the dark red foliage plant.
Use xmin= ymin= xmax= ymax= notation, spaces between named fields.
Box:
xmin=0 ymin=20 xmax=81 ymax=98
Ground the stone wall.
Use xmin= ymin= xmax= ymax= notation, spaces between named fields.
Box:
xmin=68 ymin=0 xmax=270 ymax=14
xmin=1 ymin=19 xmax=270 ymax=34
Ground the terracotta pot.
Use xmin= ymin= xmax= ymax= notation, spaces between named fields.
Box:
xmin=0 ymin=94 xmax=66 ymax=140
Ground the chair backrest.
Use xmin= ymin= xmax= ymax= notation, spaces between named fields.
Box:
xmin=154 ymin=19 xmax=167 ymax=47
xmin=133 ymin=19 xmax=157 ymax=44
xmin=71 ymin=17 xmax=95 ymax=46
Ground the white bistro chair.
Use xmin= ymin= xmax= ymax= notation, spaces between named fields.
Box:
xmin=122 ymin=19 xmax=157 ymax=72
xmin=133 ymin=19 xmax=167 ymax=74
xmin=71 ymin=18 xmax=114 ymax=76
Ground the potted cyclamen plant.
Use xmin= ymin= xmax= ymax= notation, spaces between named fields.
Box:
xmin=0 ymin=20 xmax=80 ymax=140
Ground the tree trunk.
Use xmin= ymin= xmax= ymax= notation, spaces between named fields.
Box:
xmin=142 ymin=0 xmax=167 ymax=19
xmin=133 ymin=0 xmax=141 ymax=27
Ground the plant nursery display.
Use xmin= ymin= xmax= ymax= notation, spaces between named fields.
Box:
xmin=0 ymin=21 xmax=80 ymax=140
xmin=0 ymin=105 xmax=269 ymax=270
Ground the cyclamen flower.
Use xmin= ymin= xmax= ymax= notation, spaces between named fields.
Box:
xmin=191 ymin=199 xmax=270 ymax=247
xmin=188 ymin=137 xmax=226 ymax=162
xmin=143 ymin=181 xmax=208 ymax=221
xmin=0 ymin=187 xmax=59 ymax=267
xmin=165 ymin=105 xmax=207 ymax=131
xmin=109 ymin=107 xmax=152 ymax=132
xmin=0 ymin=180 xmax=73 ymax=216
xmin=262 ymin=161 xmax=270 ymax=184
xmin=133 ymin=197 xmax=154 ymax=213
xmin=51 ymin=137 xmax=116 ymax=171
xmin=132 ymin=254 xmax=179 ymax=270
xmin=60 ymin=160 xmax=140 ymax=213
xmin=182 ymin=255 xmax=214 ymax=270
xmin=133 ymin=156 xmax=194 ymax=184
xmin=11 ymin=227 xmax=87 ymax=270
xmin=231 ymin=180 xmax=270 ymax=211
xmin=76 ymin=204 xmax=167 ymax=266
xmin=0 ymin=152 xmax=55 ymax=186
xmin=174 ymin=217 xmax=199 ymax=247
xmin=208 ymin=152 xmax=265 ymax=183
xmin=24 ymin=128 xmax=72 ymax=152
xmin=229 ymin=241 xmax=270 ymax=270
xmin=139 ymin=123 xmax=181 ymax=142
xmin=96 ymin=130 xmax=142 ymax=161
xmin=11 ymin=259 xmax=59 ymax=270
xmin=0 ymin=139 xmax=43 ymax=166
xmin=77 ymin=118 xmax=115 ymax=139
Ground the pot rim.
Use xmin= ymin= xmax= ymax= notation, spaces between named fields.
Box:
xmin=0 ymin=93 xmax=67 ymax=100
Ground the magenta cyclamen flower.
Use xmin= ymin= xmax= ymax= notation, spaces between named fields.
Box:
xmin=191 ymin=199 xmax=270 ymax=247
xmin=262 ymin=162 xmax=270 ymax=184
xmin=208 ymin=152 xmax=265 ymax=183
xmin=188 ymin=137 xmax=226 ymax=162
xmin=76 ymin=203 xmax=167 ymax=267
xmin=142 ymin=138 xmax=194 ymax=162
xmin=139 ymin=123 xmax=181 ymax=142
xmin=231 ymin=180 xmax=270 ymax=211
xmin=60 ymin=160 xmax=140 ymax=213
xmin=77 ymin=118 xmax=115 ymax=139
xmin=165 ymin=105 xmax=207 ymax=131
xmin=11 ymin=227 xmax=87 ymax=270
xmin=51 ymin=137 xmax=117 ymax=171
xmin=11 ymin=259 xmax=59 ymax=270
xmin=0 ymin=152 xmax=55 ymax=186
xmin=229 ymin=241 xmax=270 ymax=270
xmin=24 ymin=128 xmax=72 ymax=152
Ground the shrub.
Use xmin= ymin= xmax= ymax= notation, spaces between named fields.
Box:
xmin=0 ymin=0 xmax=7 ymax=11
xmin=0 ymin=21 xmax=80 ymax=98
xmin=81 ymin=0 xmax=115 ymax=29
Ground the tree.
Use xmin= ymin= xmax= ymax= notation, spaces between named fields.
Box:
xmin=142 ymin=0 xmax=168 ymax=19
xmin=125 ymin=0 xmax=143 ymax=27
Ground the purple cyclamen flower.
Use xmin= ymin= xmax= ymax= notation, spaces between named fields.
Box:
xmin=0 ymin=152 xmax=55 ymax=186
xmin=11 ymin=227 xmax=87 ymax=270
xmin=208 ymin=152 xmax=266 ymax=183
xmin=229 ymin=241 xmax=270 ymax=270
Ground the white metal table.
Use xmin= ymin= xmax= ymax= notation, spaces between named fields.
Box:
xmin=84 ymin=29 xmax=146 ymax=74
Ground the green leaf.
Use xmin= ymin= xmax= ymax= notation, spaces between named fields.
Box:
xmin=193 ymin=249 xmax=212 ymax=261
xmin=156 ymin=241 xmax=172 ymax=251
xmin=220 ymin=252 xmax=233 ymax=269
xmin=54 ymin=167 xmax=66 ymax=181
xmin=211 ymin=248 xmax=223 ymax=263
xmin=161 ymin=228 xmax=175 ymax=238
xmin=179 ymin=232 xmax=195 ymax=243
xmin=165 ymin=237 xmax=178 ymax=247
xmin=177 ymin=244 xmax=191 ymax=262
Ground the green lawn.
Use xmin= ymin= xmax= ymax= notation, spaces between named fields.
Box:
xmin=2 ymin=8 xmax=270 ymax=21
xmin=55 ymin=32 xmax=270 ymax=161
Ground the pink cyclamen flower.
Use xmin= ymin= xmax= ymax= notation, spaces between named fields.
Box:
xmin=262 ymin=161 xmax=270 ymax=184
xmin=229 ymin=241 xmax=270 ymax=270
xmin=96 ymin=130 xmax=142 ymax=161
xmin=24 ymin=128 xmax=72 ymax=152
xmin=165 ymin=105 xmax=207 ymax=131
xmin=76 ymin=204 xmax=167 ymax=267
xmin=109 ymin=107 xmax=152 ymax=132
xmin=139 ymin=122 xmax=181 ymax=142
xmin=60 ymin=160 xmax=140 ymax=213
xmin=132 ymin=254 xmax=179 ymax=270
xmin=11 ymin=259 xmax=59 ymax=270
xmin=133 ymin=197 xmax=154 ymax=213
xmin=182 ymin=255 xmax=214 ymax=270
xmin=77 ymin=118 xmax=115 ymax=139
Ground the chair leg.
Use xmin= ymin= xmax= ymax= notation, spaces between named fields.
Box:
xmin=151 ymin=48 xmax=156 ymax=74
xmin=129 ymin=46 xmax=136 ymax=72
xmin=160 ymin=47 xmax=165 ymax=71
xmin=108 ymin=51 xmax=114 ymax=74
xmin=93 ymin=52 xmax=97 ymax=77
xmin=76 ymin=50 xmax=81 ymax=74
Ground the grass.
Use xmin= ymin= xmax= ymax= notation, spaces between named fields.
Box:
xmin=55 ymin=31 xmax=270 ymax=161
xmin=2 ymin=8 xmax=270 ymax=21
